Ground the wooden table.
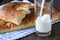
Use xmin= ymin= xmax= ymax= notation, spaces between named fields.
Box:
xmin=17 ymin=22 xmax=60 ymax=40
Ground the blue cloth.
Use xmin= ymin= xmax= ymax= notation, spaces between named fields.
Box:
xmin=0 ymin=28 xmax=36 ymax=40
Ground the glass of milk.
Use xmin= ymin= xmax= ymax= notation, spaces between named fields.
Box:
xmin=34 ymin=0 xmax=53 ymax=36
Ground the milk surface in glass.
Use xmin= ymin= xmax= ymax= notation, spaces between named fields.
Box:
xmin=36 ymin=14 xmax=52 ymax=33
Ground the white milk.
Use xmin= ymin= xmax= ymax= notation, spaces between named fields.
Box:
xmin=36 ymin=14 xmax=52 ymax=33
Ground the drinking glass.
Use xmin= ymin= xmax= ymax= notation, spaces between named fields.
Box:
xmin=34 ymin=0 xmax=53 ymax=36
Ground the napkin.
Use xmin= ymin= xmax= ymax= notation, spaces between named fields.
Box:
xmin=0 ymin=28 xmax=36 ymax=40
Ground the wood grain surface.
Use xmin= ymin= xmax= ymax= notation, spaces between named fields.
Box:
xmin=17 ymin=22 xmax=60 ymax=40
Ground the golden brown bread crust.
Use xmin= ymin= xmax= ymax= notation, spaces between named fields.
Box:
xmin=52 ymin=8 xmax=59 ymax=21
xmin=0 ymin=2 xmax=31 ymax=25
xmin=2 ymin=2 xmax=31 ymax=10
xmin=0 ymin=6 xmax=35 ymax=33
xmin=0 ymin=19 xmax=10 ymax=33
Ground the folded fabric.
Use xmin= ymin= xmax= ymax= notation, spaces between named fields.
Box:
xmin=0 ymin=28 xmax=36 ymax=40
